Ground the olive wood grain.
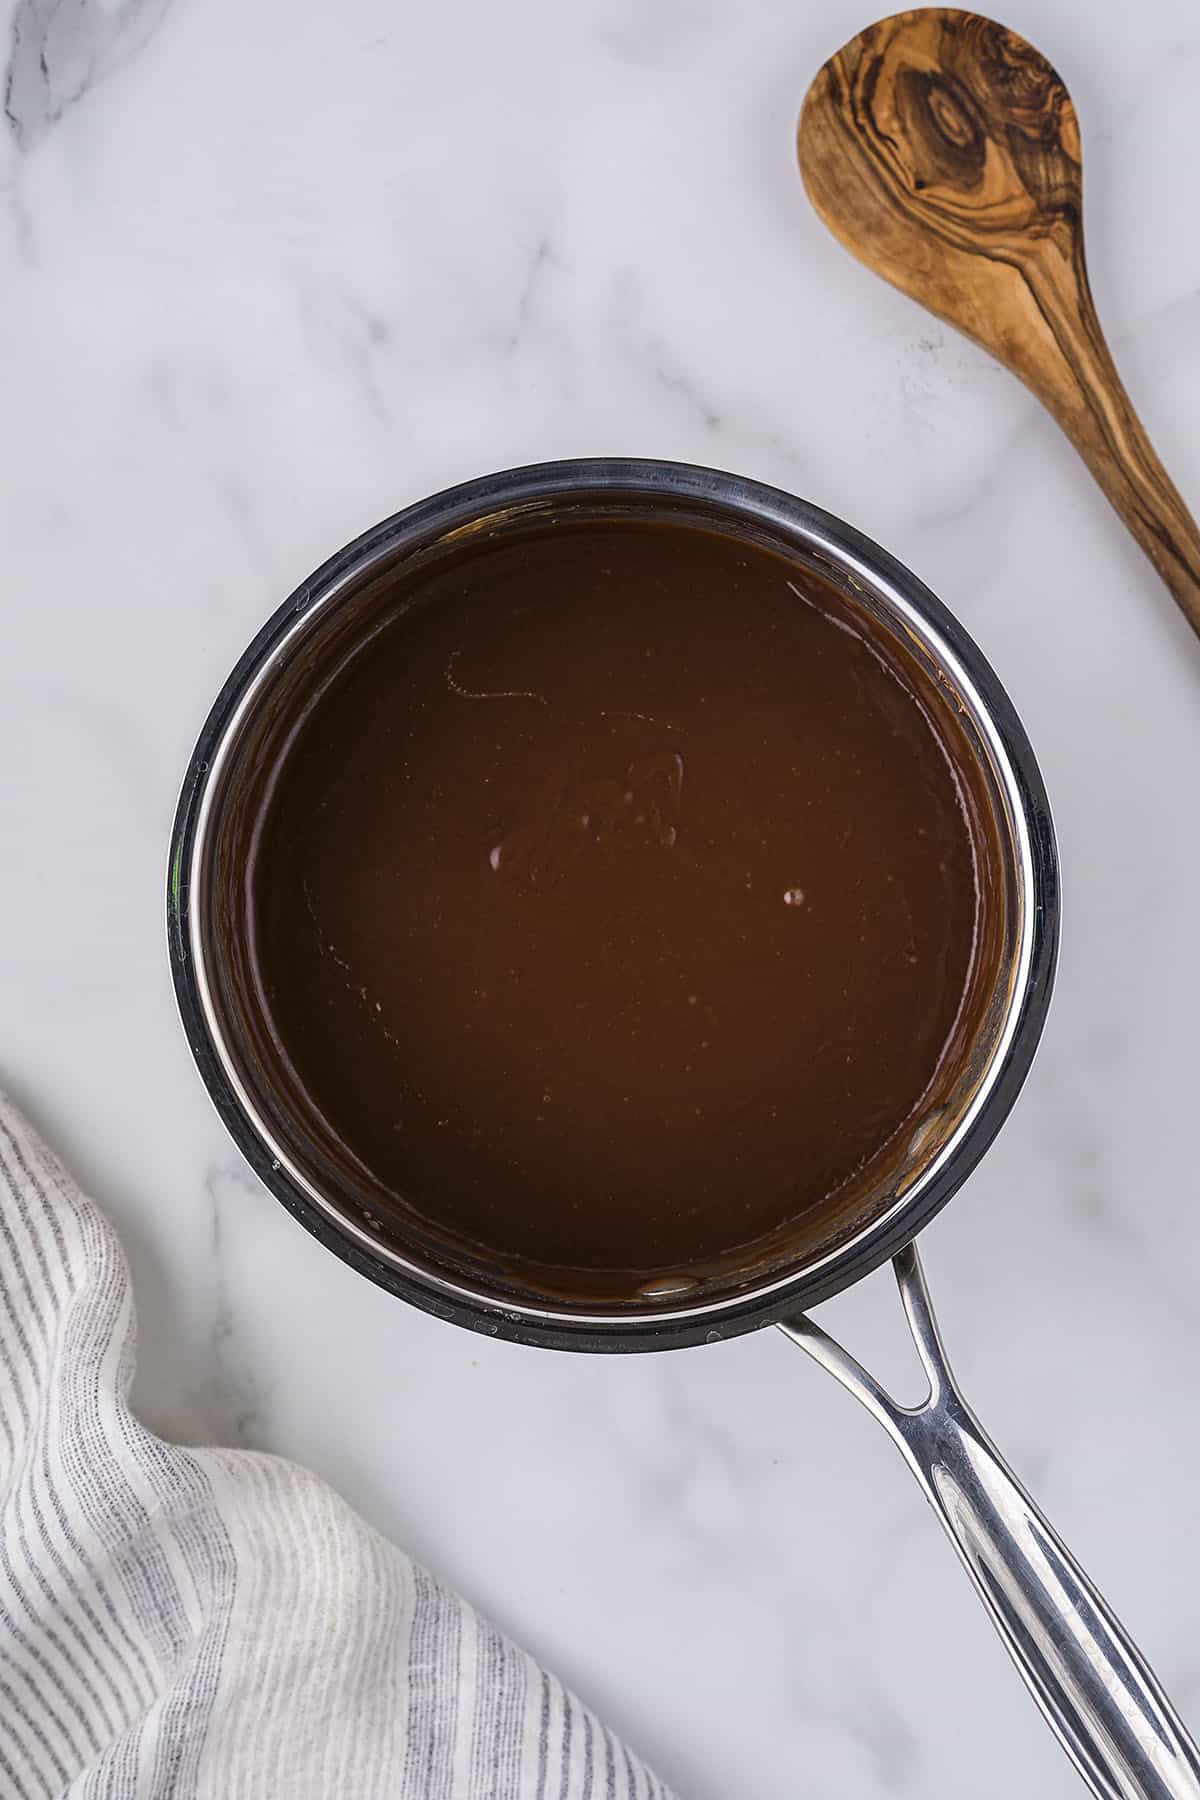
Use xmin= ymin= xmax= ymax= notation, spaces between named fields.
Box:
xmin=798 ymin=8 xmax=1200 ymax=638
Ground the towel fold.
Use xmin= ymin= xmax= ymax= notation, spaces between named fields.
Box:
xmin=0 ymin=1095 xmax=672 ymax=1799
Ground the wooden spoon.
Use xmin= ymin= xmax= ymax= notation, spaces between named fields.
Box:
xmin=798 ymin=7 xmax=1200 ymax=638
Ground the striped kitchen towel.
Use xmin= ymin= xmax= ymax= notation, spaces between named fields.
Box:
xmin=0 ymin=1095 xmax=674 ymax=1799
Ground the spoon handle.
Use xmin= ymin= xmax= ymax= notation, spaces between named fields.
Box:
xmin=1015 ymin=248 xmax=1200 ymax=637
xmin=779 ymin=1247 xmax=1200 ymax=1800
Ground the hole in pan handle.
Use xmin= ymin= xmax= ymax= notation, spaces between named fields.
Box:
xmin=779 ymin=1247 xmax=1200 ymax=1800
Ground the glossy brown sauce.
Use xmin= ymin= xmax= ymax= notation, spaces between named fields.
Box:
xmin=224 ymin=516 xmax=1006 ymax=1304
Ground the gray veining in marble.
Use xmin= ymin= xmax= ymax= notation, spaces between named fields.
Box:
xmin=3 ymin=0 xmax=1200 ymax=1793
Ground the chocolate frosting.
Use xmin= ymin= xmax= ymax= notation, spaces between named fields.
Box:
xmin=209 ymin=513 xmax=1007 ymax=1306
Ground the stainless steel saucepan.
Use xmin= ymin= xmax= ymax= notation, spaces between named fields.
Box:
xmin=168 ymin=460 xmax=1200 ymax=1800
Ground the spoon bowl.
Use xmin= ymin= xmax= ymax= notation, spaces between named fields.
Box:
xmin=798 ymin=7 xmax=1200 ymax=636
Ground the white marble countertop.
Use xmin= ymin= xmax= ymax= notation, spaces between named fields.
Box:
xmin=5 ymin=0 xmax=1200 ymax=1793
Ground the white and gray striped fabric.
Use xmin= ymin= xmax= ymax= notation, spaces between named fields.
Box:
xmin=0 ymin=1095 xmax=674 ymax=1799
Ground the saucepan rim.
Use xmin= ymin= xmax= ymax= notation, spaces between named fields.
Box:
xmin=167 ymin=457 xmax=1059 ymax=1351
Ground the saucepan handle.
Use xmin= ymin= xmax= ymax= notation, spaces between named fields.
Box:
xmin=778 ymin=1247 xmax=1200 ymax=1800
